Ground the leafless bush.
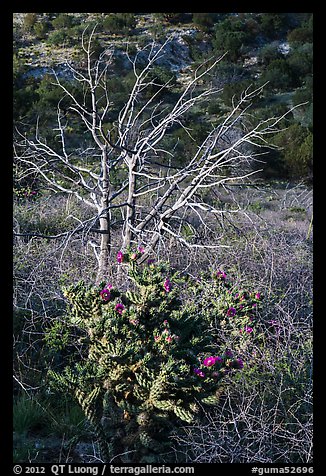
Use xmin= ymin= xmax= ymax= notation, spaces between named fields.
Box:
xmin=171 ymin=282 xmax=312 ymax=463
xmin=168 ymin=199 xmax=313 ymax=463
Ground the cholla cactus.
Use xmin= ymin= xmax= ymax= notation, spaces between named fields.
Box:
xmin=47 ymin=257 xmax=250 ymax=463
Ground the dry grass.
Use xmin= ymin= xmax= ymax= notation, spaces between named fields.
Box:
xmin=13 ymin=182 xmax=313 ymax=463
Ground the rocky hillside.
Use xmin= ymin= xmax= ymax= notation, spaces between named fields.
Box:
xmin=13 ymin=12 xmax=313 ymax=181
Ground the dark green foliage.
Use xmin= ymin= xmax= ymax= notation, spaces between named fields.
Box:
xmin=287 ymin=14 xmax=313 ymax=45
xmin=220 ymin=79 xmax=253 ymax=108
xmin=46 ymin=29 xmax=70 ymax=46
xmin=260 ymin=59 xmax=297 ymax=92
xmin=288 ymin=27 xmax=313 ymax=45
xmin=258 ymin=44 xmax=283 ymax=66
xmin=154 ymin=13 xmax=190 ymax=25
xmin=192 ymin=13 xmax=218 ymax=32
xmin=51 ymin=13 xmax=74 ymax=30
xmin=213 ymin=19 xmax=251 ymax=62
xmin=13 ymin=54 xmax=38 ymax=121
xmin=272 ymin=124 xmax=313 ymax=179
xmin=14 ymin=394 xmax=48 ymax=435
xmin=13 ymin=12 xmax=313 ymax=182
xmin=258 ymin=13 xmax=290 ymax=39
xmin=101 ymin=13 xmax=136 ymax=35
xmin=23 ymin=13 xmax=38 ymax=32
xmin=287 ymin=43 xmax=313 ymax=83
xmin=46 ymin=256 xmax=259 ymax=462
xmin=141 ymin=66 xmax=177 ymax=99
xmin=293 ymin=80 xmax=313 ymax=130
xmin=33 ymin=22 xmax=49 ymax=40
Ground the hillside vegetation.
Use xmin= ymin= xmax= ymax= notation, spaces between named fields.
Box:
xmin=14 ymin=12 xmax=313 ymax=180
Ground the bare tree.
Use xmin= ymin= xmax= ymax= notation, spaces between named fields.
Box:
xmin=14 ymin=27 xmax=299 ymax=282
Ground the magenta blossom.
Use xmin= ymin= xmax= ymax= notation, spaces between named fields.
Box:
xmin=245 ymin=326 xmax=253 ymax=333
xmin=233 ymin=358 xmax=244 ymax=369
xmin=115 ymin=303 xmax=125 ymax=314
xmin=203 ymin=356 xmax=217 ymax=367
xmin=163 ymin=278 xmax=172 ymax=293
xmin=216 ymin=270 xmax=226 ymax=280
xmin=137 ymin=245 xmax=145 ymax=254
xmin=193 ymin=368 xmax=205 ymax=378
xmin=227 ymin=307 xmax=237 ymax=317
xmin=224 ymin=349 xmax=233 ymax=358
xmin=255 ymin=292 xmax=261 ymax=300
xmin=100 ymin=288 xmax=111 ymax=301
xmin=117 ymin=251 xmax=124 ymax=264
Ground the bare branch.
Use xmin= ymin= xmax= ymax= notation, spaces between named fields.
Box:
xmin=14 ymin=32 xmax=304 ymax=276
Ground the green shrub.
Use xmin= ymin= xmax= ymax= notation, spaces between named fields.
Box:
xmin=46 ymin=29 xmax=69 ymax=46
xmin=101 ymin=13 xmax=136 ymax=35
xmin=192 ymin=13 xmax=217 ymax=32
xmin=23 ymin=13 xmax=38 ymax=33
xmin=13 ymin=394 xmax=48 ymax=435
xmin=258 ymin=43 xmax=283 ymax=66
xmin=47 ymin=398 xmax=87 ymax=438
xmin=47 ymin=251 xmax=263 ymax=462
xmin=51 ymin=13 xmax=74 ymax=30
xmin=213 ymin=16 xmax=255 ymax=62
xmin=287 ymin=26 xmax=313 ymax=45
xmin=287 ymin=43 xmax=313 ymax=82
xmin=33 ymin=22 xmax=49 ymax=39
xmin=154 ymin=13 xmax=190 ymax=25
xmin=258 ymin=13 xmax=290 ymax=39
xmin=220 ymin=79 xmax=253 ymax=108
xmin=272 ymin=124 xmax=313 ymax=179
xmin=260 ymin=59 xmax=297 ymax=91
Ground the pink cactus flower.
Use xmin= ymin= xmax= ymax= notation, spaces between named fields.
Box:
xmin=163 ymin=278 xmax=172 ymax=293
xmin=227 ymin=307 xmax=236 ymax=317
xmin=117 ymin=251 xmax=124 ymax=264
xmin=203 ymin=356 xmax=217 ymax=367
xmin=115 ymin=303 xmax=125 ymax=314
xmin=216 ymin=270 xmax=227 ymax=280
xmin=193 ymin=368 xmax=205 ymax=378
xmin=100 ymin=288 xmax=111 ymax=301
